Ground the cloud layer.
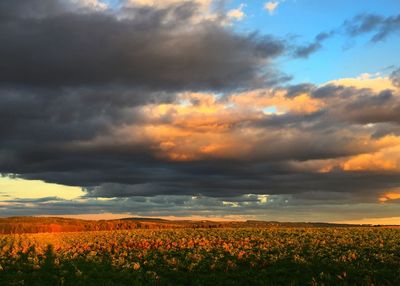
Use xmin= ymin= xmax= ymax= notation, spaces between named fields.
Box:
xmin=0 ymin=1 xmax=400 ymax=220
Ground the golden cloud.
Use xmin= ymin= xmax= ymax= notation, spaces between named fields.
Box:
xmin=312 ymin=135 xmax=400 ymax=173
xmin=230 ymin=89 xmax=324 ymax=114
xmin=74 ymin=75 xmax=400 ymax=167
xmin=379 ymin=191 xmax=400 ymax=202
xmin=326 ymin=73 xmax=396 ymax=93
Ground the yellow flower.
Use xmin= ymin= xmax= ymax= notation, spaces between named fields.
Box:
xmin=133 ymin=262 xmax=141 ymax=270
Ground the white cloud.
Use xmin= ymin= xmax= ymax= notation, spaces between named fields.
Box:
xmin=326 ymin=73 xmax=395 ymax=93
xmin=264 ymin=1 xmax=279 ymax=14
xmin=227 ymin=4 xmax=245 ymax=21
xmin=71 ymin=0 xmax=108 ymax=10
xmin=125 ymin=0 xmax=215 ymax=23
xmin=126 ymin=0 xmax=212 ymax=9
xmin=257 ymin=195 xmax=269 ymax=204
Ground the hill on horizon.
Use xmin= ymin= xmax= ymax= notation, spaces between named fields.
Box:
xmin=0 ymin=216 xmax=385 ymax=234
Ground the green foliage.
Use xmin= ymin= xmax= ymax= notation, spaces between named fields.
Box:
xmin=1 ymin=228 xmax=399 ymax=285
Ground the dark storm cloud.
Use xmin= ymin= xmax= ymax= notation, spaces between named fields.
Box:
xmin=311 ymin=84 xmax=349 ymax=99
xmin=1 ymin=191 xmax=400 ymax=222
xmin=3 ymin=82 xmax=400 ymax=201
xmin=292 ymin=13 xmax=400 ymax=59
xmin=283 ymin=85 xmax=400 ymax=126
xmin=283 ymin=83 xmax=315 ymax=98
xmin=391 ymin=68 xmax=400 ymax=88
xmin=282 ymin=84 xmax=400 ymax=126
xmin=333 ymin=90 xmax=400 ymax=125
xmin=1 ymin=0 xmax=400 ymax=220
xmin=0 ymin=0 xmax=284 ymax=90
xmin=0 ymin=0 xmax=286 ymax=190
xmin=293 ymin=31 xmax=335 ymax=58
xmin=82 ymin=170 xmax=400 ymax=201
xmin=265 ymin=84 xmax=400 ymax=129
xmin=344 ymin=13 xmax=400 ymax=42
xmin=0 ymin=85 xmax=173 ymax=143
xmin=0 ymin=0 xmax=68 ymax=20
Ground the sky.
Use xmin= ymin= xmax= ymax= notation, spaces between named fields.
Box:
xmin=0 ymin=0 xmax=400 ymax=224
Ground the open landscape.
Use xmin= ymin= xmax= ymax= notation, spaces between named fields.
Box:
xmin=1 ymin=0 xmax=400 ymax=285
xmin=1 ymin=218 xmax=400 ymax=285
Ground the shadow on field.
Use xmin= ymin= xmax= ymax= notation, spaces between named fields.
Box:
xmin=1 ymin=244 xmax=399 ymax=286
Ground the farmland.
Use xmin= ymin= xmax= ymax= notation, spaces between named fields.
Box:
xmin=1 ymin=227 xmax=400 ymax=285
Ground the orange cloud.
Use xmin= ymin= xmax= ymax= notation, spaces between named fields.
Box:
xmin=142 ymin=92 xmax=262 ymax=132
xmin=74 ymin=79 xmax=400 ymax=166
xmin=74 ymin=91 xmax=266 ymax=162
xmin=230 ymin=89 xmax=324 ymax=114
xmin=140 ymin=124 xmax=255 ymax=161
xmin=134 ymin=90 xmax=327 ymax=161
xmin=308 ymin=135 xmax=400 ymax=173
xmin=379 ymin=192 xmax=400 ymax=202
xmin=111 ymin=93 xmax=260 ymax=161
xmin=341 ymin=154 xmax=398 ymax=172
xmin=341 ymin=139 xmax=400 ymax=172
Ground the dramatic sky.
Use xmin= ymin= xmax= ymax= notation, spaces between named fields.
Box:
xmin=1 ymin=0 xmax=400 ymax=223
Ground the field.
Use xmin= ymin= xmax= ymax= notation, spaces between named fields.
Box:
xmin=1 ymin=227 xmax=400 ymax=286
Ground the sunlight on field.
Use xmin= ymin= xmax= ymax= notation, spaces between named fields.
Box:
xmin=336 ymin=217 xmax=400 ymax=225
xmin=44 ymin=213 xmax=137 ymax=220
xmin=1 ymin=228 xmax=399 ymax=285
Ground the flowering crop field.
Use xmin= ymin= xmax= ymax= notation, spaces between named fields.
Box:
xmin=1 ymin=228 xmax=399 ymax=285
